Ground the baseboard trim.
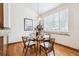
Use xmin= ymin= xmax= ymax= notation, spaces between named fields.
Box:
xmin=55 ymin=42 xmax=79 ymax=52
xmin=8 ymin=41 xmax=22 ymax=45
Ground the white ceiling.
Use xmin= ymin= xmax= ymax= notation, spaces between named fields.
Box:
xmin=25 ymin=3 xmax=62 ymax=15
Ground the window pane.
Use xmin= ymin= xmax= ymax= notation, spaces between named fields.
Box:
xmin=59 ymin=8 xmax=68 ymax=32
xmin=44 ymin=12 xmax=59 ymax=32
xmin=52 ymin=13 xmax=59 ymax=32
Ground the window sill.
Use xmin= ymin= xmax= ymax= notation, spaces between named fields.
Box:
xmin=44 ymin=31 xmax=70 ymax=36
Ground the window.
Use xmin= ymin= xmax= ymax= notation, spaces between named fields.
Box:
xmin=44 ymin=8 xmax=69 ymax=32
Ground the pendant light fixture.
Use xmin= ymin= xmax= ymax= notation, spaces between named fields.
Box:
xmin=37 ymin=3 xmax=42 ymax=25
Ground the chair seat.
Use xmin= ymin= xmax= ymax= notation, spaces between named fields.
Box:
xmin=25 ymin=41 xmax=36 ymax=46
xmin=40 ymin=42 xmax=52 ymax=48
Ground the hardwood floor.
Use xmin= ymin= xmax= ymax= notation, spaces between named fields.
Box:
xmin=7 ymin=42 xmax=79 ymax=56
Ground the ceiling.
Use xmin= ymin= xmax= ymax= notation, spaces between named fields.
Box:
xmin=25 ymin=3 xmax=62 ymax=15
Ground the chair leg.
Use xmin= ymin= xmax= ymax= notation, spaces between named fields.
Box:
xmin=52 ymin=48 xmax=55 ymax=56
xmin=23 ymin=47 xmax=25 ymax=53
xmin=25 ymin=47 xmax=28 ymax=56
xmin=40 ymin=46 xmax=41 ymax=55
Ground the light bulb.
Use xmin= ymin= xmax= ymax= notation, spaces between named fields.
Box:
xmin=38 ymin=17 xmax=41 ymax=21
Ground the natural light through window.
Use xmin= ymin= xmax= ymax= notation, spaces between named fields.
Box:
xmin=44 ymin=8 xmax=69 ymax=33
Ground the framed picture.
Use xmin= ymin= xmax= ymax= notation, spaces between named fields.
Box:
xmin=24 ymin=18 xmax=33 ymax=31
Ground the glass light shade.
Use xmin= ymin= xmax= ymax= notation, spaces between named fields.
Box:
xmin=38 ymin=17 xmax=42 ymax=21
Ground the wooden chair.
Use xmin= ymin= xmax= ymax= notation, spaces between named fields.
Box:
xmin=22 ymin=36 xmax=36 ymax=56
xmin=40 ymin=38 xmax=55 ymax=56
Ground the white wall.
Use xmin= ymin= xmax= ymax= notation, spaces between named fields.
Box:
xmin=41 ymin=3 xmax=79 ymax=50
xmin=4 ymin=3 xmax=38 ymax=43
